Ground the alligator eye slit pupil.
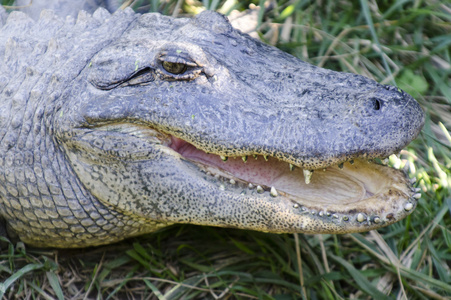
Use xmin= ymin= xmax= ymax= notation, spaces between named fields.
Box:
xmin=162 ymin=61 xmax=187 ymax=75
xmin=373 ymin=98 xmax=381 ymax=111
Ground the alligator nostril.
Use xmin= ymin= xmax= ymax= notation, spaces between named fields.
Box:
xmin=372 ymin=98 xmax=381 ymax=111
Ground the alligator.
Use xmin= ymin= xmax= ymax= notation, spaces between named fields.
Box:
xmin=0 ymin=7 xmax=424 ymax=248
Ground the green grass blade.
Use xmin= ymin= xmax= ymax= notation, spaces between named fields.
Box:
xmin=46 ymin=271 xmax=64 ymax=300
xmin=359 ymin=0 xmax=395 ymax=85
xmin=143 ymin=279 xmax=166 ymax=300
xmin=27 ymin=280 xmax=55 ymax=300
xmin=164 ymin=275 xmax=205 ymax=300
xmin=329 ymin=254 xmax=390 ymax=299
xmin=0 ymin=263 xmax=44 ymax=298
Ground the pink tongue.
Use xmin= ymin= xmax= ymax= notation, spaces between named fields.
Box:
xmin=170 ymin=136 xmax=285 ymax=186
xmin=170 ymin=137 xmax=369 ymax=205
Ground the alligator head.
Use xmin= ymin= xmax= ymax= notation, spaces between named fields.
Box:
xmin=50 ymin=10 xmax=425 ymax=244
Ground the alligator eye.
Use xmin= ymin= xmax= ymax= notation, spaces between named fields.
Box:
xmin=373 ymin=98 xmax=382 ymax=111
xmin=162 ymin=61 xmax=187 ymax=75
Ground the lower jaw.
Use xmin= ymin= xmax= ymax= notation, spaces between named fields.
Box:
xmin=183 ymin=154 xmax=419 ymax=228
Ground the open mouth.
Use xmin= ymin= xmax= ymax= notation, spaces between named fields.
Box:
xmin=170 ymin=134 xmax=419 ymax=228
xmin=101 ymin=124 xmax=420 ymax=232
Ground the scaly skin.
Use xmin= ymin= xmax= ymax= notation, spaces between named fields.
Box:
xmin=0 ymin=8 xmax=424 ymax=248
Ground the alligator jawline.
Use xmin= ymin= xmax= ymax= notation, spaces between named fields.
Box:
xmin=101 ymin=123 xmax=418 ymax=227
xmin=168 ymin=134 xmax=418 ymax=212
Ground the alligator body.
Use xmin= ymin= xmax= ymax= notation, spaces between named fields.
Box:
xmin=0 ymin=7 xmax=424 ymax=248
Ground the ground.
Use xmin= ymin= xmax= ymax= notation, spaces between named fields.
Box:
xmin=1 ymin=0 xmax=450 ymax=299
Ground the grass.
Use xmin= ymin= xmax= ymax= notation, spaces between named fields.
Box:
xmin=1 ymin=0 xmax=450 ymax=299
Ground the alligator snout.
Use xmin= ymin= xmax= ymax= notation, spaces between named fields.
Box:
xmin=355 ymin=84 xmax=425 ymax=159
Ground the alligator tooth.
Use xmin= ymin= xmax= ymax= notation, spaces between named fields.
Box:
xmin=220 ymin=155 xmax=228 ymax=161
xmin=410 ymin=177 xmax=417 ymax=184
xmin=338 ymin=163 xmax=344 ymax=169
xmin=303 ymin=169 xmax=313 ymax=184
xmin=248 ymin=183 xmax=254 ymax=189
xmin=270 ymin=187 xmax=278 ymax=197
xmin=229 ymin=179 xmax=236 ymax=185
xmin=242 ymin=156 xmax=248 ymax=163
xmin=373 ymin=216 xmax=381 ymax=224
xmin=219 ymin=184 xmax=225 ymax=191
xmin=293 ymin=203 xmax=299 ymax=208
xmin=263 ymin=155 xmax=269 ymax=161
xmin=382 ymin=158 xmax=389 ymax=165
xmin=414 ymin=187 xmax=421 ymax=192
xmin=289 ymin=164 xmax=295 ymax=171
xmin=356 ymin=213 xmax=365 ymax=222
xmin=404 ymin=203 xmax=414 ymax=211
xmin=253 ymin=154 xmax=258 ymax=160
xmin=256 ymin=185 xmax=264 ymax=193
xmin=413 ymin=193 xmax=421 ymax=199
